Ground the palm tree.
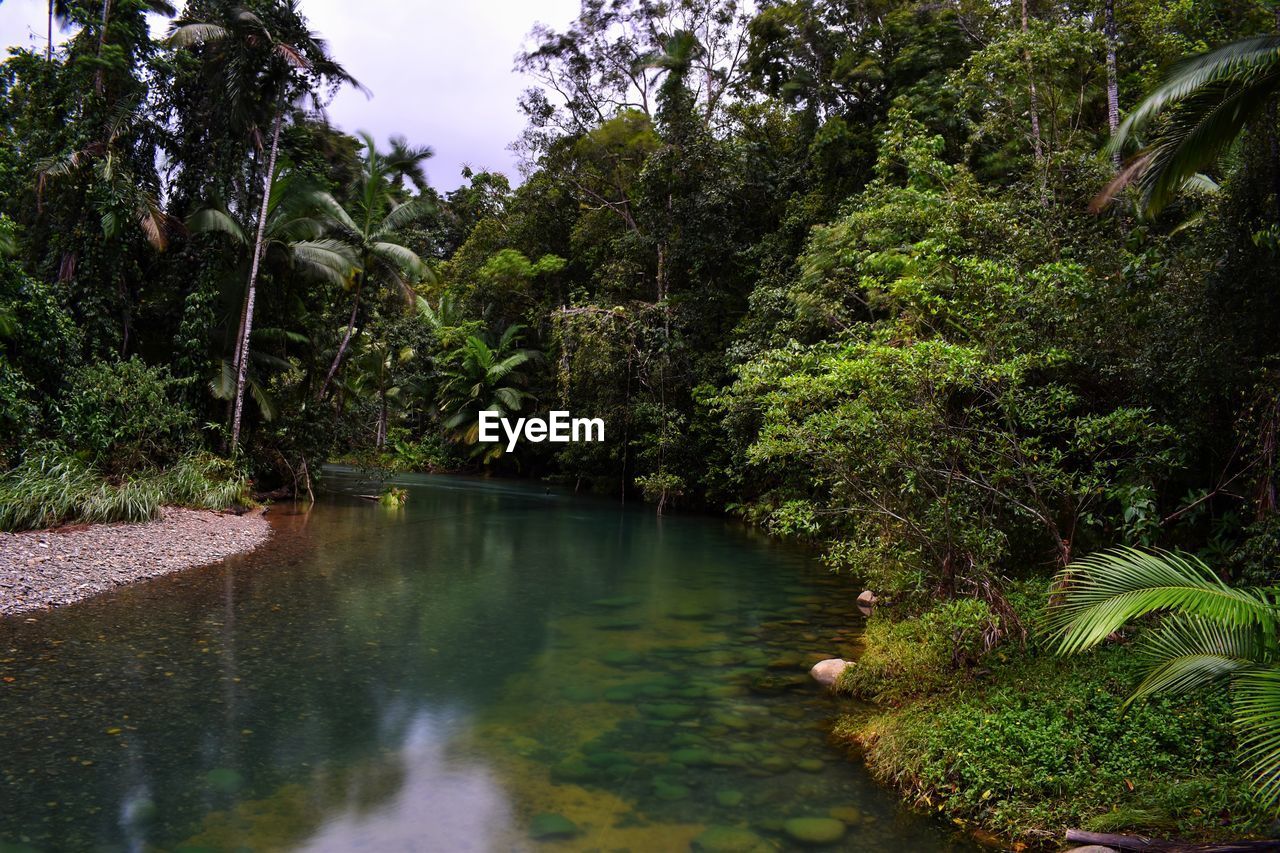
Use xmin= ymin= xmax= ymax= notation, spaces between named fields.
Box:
xmin=343 ymin=339 xmax=415 ymax=448
xmin=46 ymin=0 xmax=71 ymax=61
xmin=189 ymin=170 xmax=355 ymax=421
xmin=35 ymin=97 xmax=176 ymax=251
xmin=1101 ymin=35 xmax=1280 ymax=215
xmin=437 ymin=325 xmax=542 ymax=463
xmin=169 ymin=2 xmax=361 ymax=449
xmin=385 ymin=135 xmax=435 ymax=196
xmin=313 ymin=133 xmax=435 ymax=401
xmin=1049 ymin=547 xmax=1280 ymax=808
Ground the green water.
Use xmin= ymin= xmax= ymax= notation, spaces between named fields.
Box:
xmin=0 ymin=472 xmax=976 ymax=852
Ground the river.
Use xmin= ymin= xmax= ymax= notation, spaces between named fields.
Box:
xmin=0 ymin=471 xmax=975 ymax=852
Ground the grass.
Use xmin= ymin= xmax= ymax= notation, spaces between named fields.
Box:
xmin=0 ymin=446 xmax=250 ymax=531
xmin=832 ymin=592 xmax=1272 ymax=848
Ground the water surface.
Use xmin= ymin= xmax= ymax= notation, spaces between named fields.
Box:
xmin=0 ymin=471 xmax=973 ymax=851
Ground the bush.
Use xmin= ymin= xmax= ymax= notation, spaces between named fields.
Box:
xmin=0 ymin=444 xmax=249 ymax=531
xmin=56 ymin=358 xmax=195 ymax=473
xmin=836 ymin=647 xmax=1268 ymax=845
xmin=838 ymin=598 xmax=1000 ymax=704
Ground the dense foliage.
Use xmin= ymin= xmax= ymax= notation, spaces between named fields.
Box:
xmin=3 ymin=0 xmax=1280 ymax=843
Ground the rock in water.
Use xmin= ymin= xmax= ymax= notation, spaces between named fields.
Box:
xmin=809 ymin=659 xmax=851 ymax=687
xmin=529 ymin=813 xmax=580 ymax=840
xmin=783 ymin=817 xmax=847 ymax=846
xmin=715 ymin=789 xmax=745 ymax=807
xmin=692 ymin=825 xmax=772 ymax=852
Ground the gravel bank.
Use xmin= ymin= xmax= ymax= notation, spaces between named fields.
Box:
xmin=0 ymin=508 xmax=272 ymax=617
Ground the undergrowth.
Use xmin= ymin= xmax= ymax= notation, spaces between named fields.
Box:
xmin=0 ymin=444 xmax=250 ymax=531
xmin=832 ymin=585 xmax=1272 ymax=847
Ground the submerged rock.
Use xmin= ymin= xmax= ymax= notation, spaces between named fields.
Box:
xmin=808 ymin=659 xmax=851 ymax=688
xmin=529 ymin=813 xmax=580 ymax=840
xmin=783 ymin=817 xmax=846 ymax=846
xmin=669 ymin=747 xmax=714 ymax=766
xmin=595 ymin=620 xmax=643 ymax=631
xmin=602 ymin=650 xmax=644 ymax=666
xmin=641 ymin=702 xmax=698 ymax=720
xmin=204 ymin=767 xmax=243 ymax=793
xmin=651 ymin=778 xmax=691 ymax=801
xmin=591 ymin=596 xmax=641 ymax=609
xmin=748 ymin=673 xmax=810 ymax=695
xmin=715 ymin=789 xmax=745 ymax=807
xmin=667 ymin=607 xmax=713 ymax=620
xmin=692 ymin=825 xmax=772 ymax=852
xmin=549 ymin=760 xmax=596 ymax=784
xmin=827 ymin=806 xmax=862 ymax=825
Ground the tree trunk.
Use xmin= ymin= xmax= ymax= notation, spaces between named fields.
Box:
xmin=46 ymin=1 xmax=53 ymax=61
xmin=1065 ymin=828 xmax=1278 ymax=852
xmin=94 ymin=0 xmax=113 ymax=94
xmin=230 ymin=108 xmax=284 ymax=450
xmin=376 ymin=389 xmax=388 ymax=449
xmin=317 ymin=281 xmax=362 ymax=401
xmin=1104 ymin=0 xmax=1121 ymax=169
xmin=1021 ymin=0 xmax=1044 ymax=163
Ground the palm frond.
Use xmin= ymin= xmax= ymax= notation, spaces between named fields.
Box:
xmin=497 ymin=323 xmax=527 ymax=352
xmin=487 ymin=350 xmax=539 ymax=384
xmin=1233 ymin=667 xmax=1280 ymax=808
xmin=1112 ymin=36 xmax=1280 ymax=147
xmin=492 ymin=386 xmax=530 ymax=413
xmin=369 ymin=241 xmax=427 ymax=279
xmin=1134 ymin=72 xmax=1280 ymax=214
xmin=210 ymin=359 xmax=236 ymax=401
xmin=1126 ymin=615 xmax=1268 ymax=707
xmin=248 ymin=376 xmax=277 ymax=421
xmin=1049 ymin=548 xmax=1278 ymax=655
xmin=292 ymin=239 xmax=357 ymax=286
xmin=311 ymin=191 xmax=360 ymax=234
xmin=378 ymin=198 xmax=435 ymax=237
xmin=167 ymin=22 xmax=229 ymax=48
xmin=188 ymin=206 xmax=248 ymax=244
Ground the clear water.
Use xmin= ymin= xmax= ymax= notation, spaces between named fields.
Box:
xmin=0 ymin=471 xmax=975 ymax=852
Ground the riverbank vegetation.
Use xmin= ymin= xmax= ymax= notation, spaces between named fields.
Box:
xmin=3 ymin=0 xmax=1280 ymax=845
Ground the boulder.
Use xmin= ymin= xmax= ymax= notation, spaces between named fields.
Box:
xmin=809 ymin=659 xmax=851 ymax=687
xmin=857 ymin=590 xmax=877 ymax=606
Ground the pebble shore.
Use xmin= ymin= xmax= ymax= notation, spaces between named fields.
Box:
xmin=0 ymin=508 xmax=272 ymax=617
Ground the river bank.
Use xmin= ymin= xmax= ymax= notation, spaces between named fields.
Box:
xmin=0 ymin=507 xmax=272 ymax=617
xmin=825 ymin=594 xmax=1273 ymax=850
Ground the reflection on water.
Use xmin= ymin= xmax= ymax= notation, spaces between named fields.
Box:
xmin=0 ymin=471 xmax=975 ymax=852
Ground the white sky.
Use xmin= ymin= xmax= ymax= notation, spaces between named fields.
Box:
xmin=0 ymin=0 xmax=582 ymax=190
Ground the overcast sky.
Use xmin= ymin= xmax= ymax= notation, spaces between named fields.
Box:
xmin=0 ymin=0 xmax=581 ymax=190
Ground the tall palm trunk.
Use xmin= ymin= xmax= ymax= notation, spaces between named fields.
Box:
xmin=1104 ymin=0 xmax=1121 ymax=169
xmin=94 ymin=0 xmax=113 ymax=94
xmin=376 ymin=386 xmax=389 ymax=449
xmin=1021 ymin=0 xmax=1044 ymax=163
xmin=317 ymin=279 xmax=362 ymax=401
xmin=230 ymin=108 xmax=284 ymax=449
xmin=46 ymin=1 xmax=54 ymax=61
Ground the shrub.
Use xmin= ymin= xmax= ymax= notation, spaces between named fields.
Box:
xmin=836 ymin=647 xmax=1268 ymax=845
xmin=839 ymin=598 xmax=1000 ymax=704
xmin=56 ymin=358 xmax=195 ymax=474
xmin=0 ymin=444 xmax=249 ymax=531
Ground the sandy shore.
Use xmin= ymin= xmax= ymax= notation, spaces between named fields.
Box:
xmin=0 ymin=508 xmax=273 ymax=617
